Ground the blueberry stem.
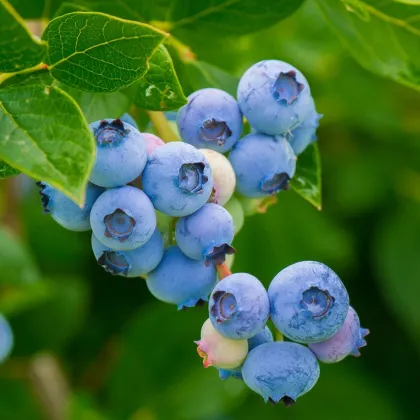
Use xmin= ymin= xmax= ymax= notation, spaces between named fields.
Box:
xmin=146 ymin=111 xmax=179 ymax=143
xmin=216 ymin=263 xmax=232 ymax=281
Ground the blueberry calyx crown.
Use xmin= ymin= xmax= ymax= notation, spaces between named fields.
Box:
xmin=103 ymin=208 xmax=136 ymax=242
xmin=205 ymin=244 xmax=236 ymax=266
xmin=36 ymin=181 xmax=51 ymax=214
xmin=352 ymin=328 xmax=370 ymax=357
xmin=261 ymin=173 xmax=290 ymax=194
xmin=178 ymin=162 xmax=209 ymax=194
xmin=300 ymin=286 xmax=334 ymax=318
xmin=94 ymin=119 xmax=128 ymax=147
xmin=98 ymin=251 xmax=130 ymax=276
xmin=269 ymin=396 xmax=296 ymax=407
xmin=200 ymin=118 xmax=232 ymax=146
xmin=272 ymin=70 xmax=304 ymax=105
xmin=210 ymin=290 xmax=238 ymax=323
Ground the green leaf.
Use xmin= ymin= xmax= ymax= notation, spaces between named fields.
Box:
xmin=0 ymin=0 xmax=47 ymax=72
xmin=291 ymin=143 xmax=322 ymax=210
xmin=132 ymin=45 xmax=187 ymax=110
xmin=0 ymin=71 xmax=95 ymax=205
xmin=169 ymin=0 xmax=305 ymax=36
xmin=0 ymin=226 xmax=40 ymax=285
xmin=0 ymin=161 xmax=20 ymax=178
xmin=61 ymin=85 xmax=130 ymax=122
xmin=181 ymin=60 xmax=239 ymax=97
xmin=316 ymin=0 xmax=420 ymax=91
xmin=54 ymin=1 xmax=141 ymax=20
xmin=42 ymin=12 xmax=168 ymax=92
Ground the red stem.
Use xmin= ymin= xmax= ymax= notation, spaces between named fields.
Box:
xmin=216 ymin=263 xmax=232 ymax=281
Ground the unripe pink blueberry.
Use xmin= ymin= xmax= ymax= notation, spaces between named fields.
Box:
xmin=142 ymin=133 xmax=165 ymax=156
xmin=309 ymin=306 xmax=369 ymax=363
xmin=201 ymin=149 xmax=236 ymax=206
xmin=195 ymin=319 xmax=248 ymax=369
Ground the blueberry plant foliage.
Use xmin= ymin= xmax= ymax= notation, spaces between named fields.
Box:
xmin=0 ymin=0 xmax=419 ymax=416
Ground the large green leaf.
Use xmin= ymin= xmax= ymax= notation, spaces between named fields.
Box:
xmin=0 ymin=0 xmax=47 ymax=72
xmin=169 ymin=0 xmax=305 ymax=36
xmin=133 ymin=45 xmax=187 ymax=110
xmin=291 ymin=143 xmax=322 ymax=210
xmin=42 ymin=12 xmax=167 ymax=92
xmin=316 ymin=0 xmax=420 ymax=90
xmin=0 ymin=71 xmax=95 ymax=205
xmin=0 ymin=226 xmax=40 ymax=285
xmin=0 ymin=161 xmax=20 ymax=179
xmin=181 ymin=60 xmax=239 ymax=97
xmin=61 ymin=86 xmax=130 ymax=122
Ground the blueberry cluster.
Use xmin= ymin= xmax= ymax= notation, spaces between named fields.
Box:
xmin=199 ymin=262 xmax=369 ymax=405
xmin=36 ymin=60 xmax=368 ymax=406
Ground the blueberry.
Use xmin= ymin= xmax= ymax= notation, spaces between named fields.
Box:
xmin=286 ymin=98 xmax=323 ymax=155
xmin=89 ymin=118 xmax=147 ymax=187
xmin=195 ymin=319 xmax=248 ymax=369
xmin=209 ymin=273 xmax=270 ymax=340
xmin=0 ymin=315 xmax=13 ymax=363
xmin=268 ymin=261 xmax=350 ymax=343
xmin=201 ymin=149 xmax=236 ymax=206
xmin=218 ymin=326 xmax=274 ymax=380
xmin=229 ymin=133 xmax=296 ymax=198
xmin=142 ymin=142 xmax=213 ymax=217
xmin=37 ymin=181 xmax=104 ymax=231
xmin=91 ymin=229 xmax=163 ymax=277
xmin=120 ymin=113 xmax=138 ymax=129
xmin=142 ymin=133 xmax=165 ymax=156
xmin=309 ymin=306 xmax=369 ymax=363
xmin=223 ymin=197 xmax=245 ymax=234
xmin=247 ymin=325 xmax=274 ymax=351
xmin=177 ymin=88 xmax=243 ymax=153
xmin=146 ymin=246 xmax=217 ymax=309
xmin=242 ymin=341 xmax=320 ymax=405
xmin=237 ymin=60 xmax=313 ymax=135
xmin=90 ymin=186 xmax=156 ymax=251
xmin=175 ymin=203 xmax=235 ymax=265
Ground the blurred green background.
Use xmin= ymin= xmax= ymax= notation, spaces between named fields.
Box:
xmin=1 ymin=1 xmax=420 ymax=419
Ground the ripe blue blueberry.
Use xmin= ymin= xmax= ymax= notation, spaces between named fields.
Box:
xmin=175 ymin=203 xmax=235 ymax=266
xmin=286 ymin=98 xmax=323 ymax=155
xmin=209 ymin=273 xmax=270 ymax=340
xmin=89 ymin=118 xmax=147 ymax=187
xmin=91 ymin=229 xmax=164 ymax=277
xmin=37 ymin=181 xmax=104 ymax=231
xmin=0 ymin=314 xmax=13 ymax=363
xmin=242 ymin=341 xmax=320 ymax=405
xmin=268 ymin=261 xmax=350 ymax=343
xmin=237 ymin=60 xmax=312 ymax=135
xmin=120 ymin=113 xmax=138 ymax=129
xmin=177 ymin=88 xmax=243 ymax=153
xmin=146 ymin=246 xmax=217 ymax=309
xmin=90 ymin=186 xmax=156 ymax=251
xmin=142 ymin=142 xmax=213 ymax=217
xmin=218 ymin=326 xmax=274 ymax=380
xmin=309 ymin=306 xmax=369 ymax=363
xmin=229 ymin=133 xmax=296 ymax=198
